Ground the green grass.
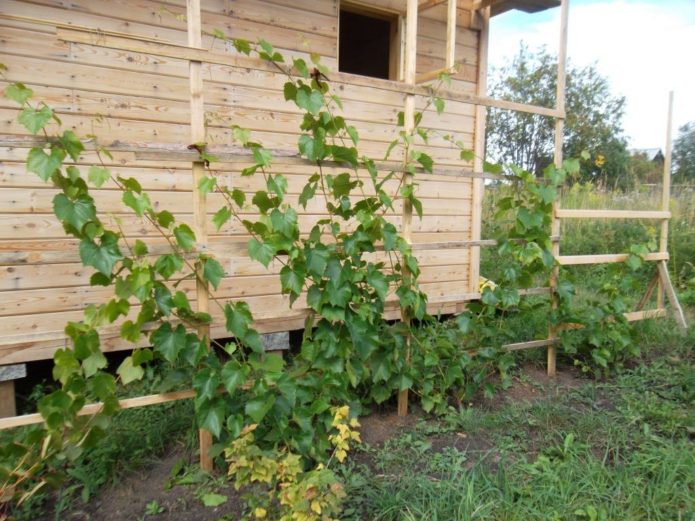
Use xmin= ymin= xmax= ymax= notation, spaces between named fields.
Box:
xmin=7 ymin=377 xmax=196 ymax=521
xmin=340 ymin=321 xmax=695 ymax=520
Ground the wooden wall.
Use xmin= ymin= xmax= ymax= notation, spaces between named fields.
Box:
xmin=0 ymin=0 xmax=482 ymax=364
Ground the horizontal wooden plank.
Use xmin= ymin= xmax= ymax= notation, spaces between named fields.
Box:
xmin=556 ymin=209 xmax=671 ymax=220
xmin=0 ymin=161 xmax=474 ymax=201
xmin=0 ymin=388 xmax=198 ymax=430
xmin=557 ymin=252 xmax=669 ymax=266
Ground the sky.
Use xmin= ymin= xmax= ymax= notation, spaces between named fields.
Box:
xmin=488 ymin=0 xmax=695 ymax=149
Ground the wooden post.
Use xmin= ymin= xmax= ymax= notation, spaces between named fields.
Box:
xmin=397 ymin=0 xmax=418 ymax=417
xmin=445 ymin=0 xmax=458 ymax=69
xmin=657 ymin=92 xmax=674 ymax=309
xmin=467 ymin=6 xmax=489 ymax=298
xmin=547 ymin=0 xmax=569 ymax=377
xmin=0 ymin=381 xmax=16 ymax=418
xmin=187 ymin=0 xmax=213 ymax=472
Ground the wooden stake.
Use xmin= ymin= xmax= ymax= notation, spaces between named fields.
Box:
xmin=0 ymin=381 xmax=16 ymax=418
xmin=635 ymin=271 xmax=660 ymax=312
xmin=657 ymin=92 xmax=674 ymax=309
xmin=468 ymin=6 xmax=489 ymax=296
xmin=548 ymin=0 xmax=569 ymax=378
xmin=397 ymin=0 xmax=418 ymax=417
xmin=445 ymin=0 xmax=458 ymax=69
xmin=186 ymin=0 xmax=213 ymax=472
xmin=657 ymin=261 xmax=688 ymax=330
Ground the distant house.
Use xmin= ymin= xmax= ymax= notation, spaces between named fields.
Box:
xmin=631 ymin=148 xmax=665 ymax=164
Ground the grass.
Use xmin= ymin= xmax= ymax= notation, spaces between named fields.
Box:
xmin=340 ymin=321 xmax=695 ymax=520
xmin=6 ymin=375 xmax=196 ymax=521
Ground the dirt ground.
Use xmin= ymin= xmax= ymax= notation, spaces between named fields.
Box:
xmin=40 ymin=362 xmax=589 ymax=521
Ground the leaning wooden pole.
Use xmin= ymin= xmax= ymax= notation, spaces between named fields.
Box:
xmin=548 ymin=0 xmax=569 ymax=377
xmin=187 ymin=0 xmax=213 ymax=472
xmin=657 ymin=92 xmax=674 ymax=310
xmin=397 ymin=0 xmax=418 ymax=417
xmin=468 ymin=5 xmax=490 ymax=301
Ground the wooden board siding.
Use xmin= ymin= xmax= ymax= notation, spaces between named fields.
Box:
xmin=0 ymin=0 xmax=481 ymax=364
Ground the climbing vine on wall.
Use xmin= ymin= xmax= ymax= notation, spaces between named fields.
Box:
xmin=0 ymin=37 xmax=646 ymax=519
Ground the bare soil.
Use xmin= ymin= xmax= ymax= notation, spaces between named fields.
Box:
xmin=41 ymin=362 xmax=591 ymax=521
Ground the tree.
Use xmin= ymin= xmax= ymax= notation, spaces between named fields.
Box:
xmin=486 ymin=45 xmax=631 ymax=188
xmin=672 ymin=121 xmax=695 ymax=180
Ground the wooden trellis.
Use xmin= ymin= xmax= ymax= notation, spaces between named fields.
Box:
xmin=0 ymin=0 xmax=686 ymax=472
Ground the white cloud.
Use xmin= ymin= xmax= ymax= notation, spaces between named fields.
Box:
xmin=488 ymin=1 xmax=695 ymax=148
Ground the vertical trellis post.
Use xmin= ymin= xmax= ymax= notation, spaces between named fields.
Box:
xmin=186 ymin=0 xmax=213 ymax=472
xmin=397 ymin=0 xmax=418 ymax=417
xmin=657 ymin=92 xmax=673 ymax=310
xmin=468 ymin=5 xmax=489 ymax=299
xmin=548 ymin=0 xmax=569 ymax=377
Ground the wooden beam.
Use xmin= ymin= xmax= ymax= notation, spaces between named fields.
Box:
xmin=0 ymin=381 xmax=16 ymax=418
xmin=446 ymin=0 xmax=458 ymax=68
xmin=186 ymin=0 xmax=213 ymax=473
xmin=0 ymin=135 xmax=504 ymax=182
xmin=415 ymin=66 xmax=456 ymax=84
xmin=556 ymin=209 xmax=671 ymax=220
xmin=657 ymin=261 xmax=688 ymax=330
xmin=398 ymin=0 xmax=419 ymax=418
xmin=635 ymin=271 xmax=660 ymax=311
xmin=548 ymin=0 xmax=569 ymax=378
xmin=419 ymin=0 xmax=448 ymax=11
xmin=557 ymin=252 xmax=669 ymax=266
xmin=658 ymin=92 xmax=674 ymax=309
xmin=559 ymin=308 xmax=668 ymax=332
xmin=468 ymin=6 xmax=490 ymax=300
xmin=52 ymin=24 xmax=563 ymax=118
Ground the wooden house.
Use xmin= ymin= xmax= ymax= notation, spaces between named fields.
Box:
xmin=0 ymin=0 xmax=566 ymax=412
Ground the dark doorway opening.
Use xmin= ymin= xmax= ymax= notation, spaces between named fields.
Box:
xmin=339 ymin=8 xmax=396 ymax=80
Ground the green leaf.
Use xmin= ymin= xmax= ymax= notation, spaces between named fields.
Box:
xmin=433 ymin=97 xmax=445 ymax=114
xmin=59 ymin=130 xmax=84 ymax=161
xmin=156 ymin=210 xmax=175 ymax=229
xmin=252 ymin=146 xmax=272 ymax=167
xmin=18 ymin=105 xmax=54 ymax=134
xmin=280 ymin=265 xmax=304 ymax=295
xmin=79 ymin=231 xmax=122 ymax=276
xmin=201 ymin=493 xmax=228 ymax=508
xmin=483 ymin=160 xmax=503 ymax=174
xmin=154 ymin=254 xmax=184 ymax=279
xmin=89 ymin=372 xmax=116 ymax=401
xmin=122 ymin=191 xmax=152 ymax=217
xmin=460 ymin=149 xmax=475 ymax=162
xmin=295 ymin=88 xmax=324 ymax=115
xmin=212 ymin=206 xmax=232 ymax=230
xmin=224 ymin=302 xmax=253 ymax=338
xmin=221 ymin=360 xmax=249 ymax=394
xmin=117 ymin=356 xmax=144 ymax=385
xmin=27 ymin=147 xmax=64 ymax=181
xmin=197 ymin=176 xmax=216 ymax=194
xmin=306 ymin=247 xmax=329 ymax=277
xmin=346 ymin=125 xmax=359 ymax=145
xmin=267 ymin=174 xmax=288 ymax=198
xmin=203 ymin=257 xmax=225 ymax=290
xmin=197 ymin=397 xmax=225 ymax=438
xmin=174 ymin=224 xmax=196 ymax=251
xmin=293 ymin=58 xmax=310 ymax=78
xmin=5 ymin=82 xmax=33 ymax=104
xmin=151 ymin=322 xmax=187 ymax=363
xmin=298 ymin=182 xmax=316 ymax=209
xmin=53 ymin=194 xmax=97 ymax=232
xmin=284 ymin=81 xmax=298 ymax=102
xmin=415 ymin=151 xmax=433 ymax=173
xmin=82 ymin=350 xmax=107 ymax=378
xmin=244 ymin=395 xmax=275 ymax=423
xmin=248 ymin=237 xmax=274 ymax=267
xmin=88 ymin=165 xmax=110 ymax=188
xmin=232 ymin=38 xmax=251 ymax=55
xmin=230 ymin=188 xmax=245 ymax=207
